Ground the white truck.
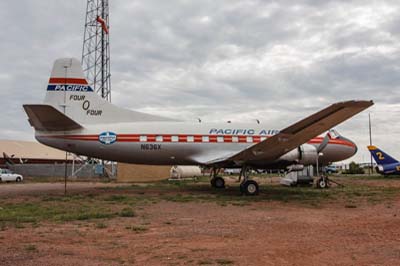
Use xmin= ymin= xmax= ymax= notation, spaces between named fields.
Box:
xmin=0 ymin=168 xmax=23 ymax=182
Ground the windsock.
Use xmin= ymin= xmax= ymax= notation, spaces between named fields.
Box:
xmin=96 ymin=16 xmax=109 ymax=34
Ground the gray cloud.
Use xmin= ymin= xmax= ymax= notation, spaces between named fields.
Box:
xmin=1 ymin=0 xmax=399 ymax=163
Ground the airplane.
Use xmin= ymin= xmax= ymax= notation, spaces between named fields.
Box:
xmin=367 ymin=145 xmax=400 ymax=175
xmin=23 ymin=58 xmax=373 ymax=195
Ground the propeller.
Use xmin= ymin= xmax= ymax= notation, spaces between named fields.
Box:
xmin=317 ymin=132 xmax=330 ymax=153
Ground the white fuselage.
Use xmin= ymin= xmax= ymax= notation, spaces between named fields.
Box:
xmin=36 ymin=121 xmax=357 ymax=168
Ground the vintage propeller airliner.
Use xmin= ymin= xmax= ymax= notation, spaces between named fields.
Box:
xmin=23 ymin=58 xmax=373 ymax=195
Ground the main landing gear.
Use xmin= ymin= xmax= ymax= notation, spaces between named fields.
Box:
xmin=210 ymin=168 xmax=225 ymax=189
xmin=239 ymin=166 xmax=259 ymax=196
xmin=209 ymin=166 xmax=259 ymax=195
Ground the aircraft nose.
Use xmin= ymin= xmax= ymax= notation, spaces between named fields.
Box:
xmin=349 ymin=139 xmax=358 ymax=155
xmin=339 ymin=136 xmax=358 ymax=156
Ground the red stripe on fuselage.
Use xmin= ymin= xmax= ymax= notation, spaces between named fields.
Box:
xmin=46 ymin=134 xmax=355 ymax=147
xmin=48 ymin=78 xmax=88 ymax=85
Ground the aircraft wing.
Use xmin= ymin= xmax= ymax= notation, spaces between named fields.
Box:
xmin=205 ymin=100 xmax=373 ymax=167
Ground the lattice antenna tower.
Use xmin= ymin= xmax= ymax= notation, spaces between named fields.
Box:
xmin=82 ymin=0 xmax=111 ymax=101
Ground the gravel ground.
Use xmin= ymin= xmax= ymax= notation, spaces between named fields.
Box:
xmin=0 ymin=178 xmax=399 ymax=266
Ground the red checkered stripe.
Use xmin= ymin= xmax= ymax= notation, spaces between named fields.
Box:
xmin=48 ymin=134 xmax=355 ymax=147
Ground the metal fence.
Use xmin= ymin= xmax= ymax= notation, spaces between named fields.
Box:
xmin=9 ymin=163 xmax=100 ymax=178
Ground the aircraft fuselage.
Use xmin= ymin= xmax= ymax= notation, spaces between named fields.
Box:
xmin=36 ymin=121 xmax=357 ymax=168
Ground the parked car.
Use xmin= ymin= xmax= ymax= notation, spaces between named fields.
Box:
xmin=325 ymin=165 xmax=339 ymax=174
xmin=0 ymin=168 xmax=23 ymax=182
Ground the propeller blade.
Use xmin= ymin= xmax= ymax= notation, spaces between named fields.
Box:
xmin=317 ymin=132 xmax=330 ymax=153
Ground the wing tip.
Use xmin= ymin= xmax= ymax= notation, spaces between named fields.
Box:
xmin=337 ymin=100 xmax=374 ymax=108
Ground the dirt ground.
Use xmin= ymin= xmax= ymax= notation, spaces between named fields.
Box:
xmin=0 ymin=176 xmax=399 ymax=266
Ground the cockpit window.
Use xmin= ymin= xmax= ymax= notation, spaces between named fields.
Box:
xmin=329 ymin=129 xmax=340 ymax=139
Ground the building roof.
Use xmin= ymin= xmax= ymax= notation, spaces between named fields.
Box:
xmin=0 ymin=140 xmax=74 ymax=160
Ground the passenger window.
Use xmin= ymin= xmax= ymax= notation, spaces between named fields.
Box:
xmin=202 ymin=136 xmax=209 ymax=142
xmin=246 ymin=136 xmax=253 ymax=143
xmin=232 ymin=136 xmax=239 ymax=143
xmin=217 ymin=136 xmax=224 ymax=143
xmin=155 ymin=136 xmax=163 ymax=142
xmin=139 ymin=136 xmax=147 ymax=142
xmin=171 ymin=136 xmax=179 ymax=142
xmin=187 ymin=136 xmax=194 ymax=142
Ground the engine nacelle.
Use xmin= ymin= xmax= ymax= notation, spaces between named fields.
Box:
xmin=278 ymin=144 xmax=318 ymax=165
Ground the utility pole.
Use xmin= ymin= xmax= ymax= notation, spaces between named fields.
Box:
xmin=369 ymin=113 xmax=373 ymax=174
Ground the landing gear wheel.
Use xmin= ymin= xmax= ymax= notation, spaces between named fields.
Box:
xmin=240 ymin=180 xmax=259 ymax=196
xmin=211 ymin=176 xmax=225 ymax=189
xmin=316 ymin=176 xmax=329 ymax=189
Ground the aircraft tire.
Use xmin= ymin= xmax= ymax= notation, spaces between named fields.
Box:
xmin=211 ymin=176 xmax=225 ymax=189
xmin=240 ymin=180 xmax=259 ymax=196
xmin=317 ymin=177 xmax=328 ymax=189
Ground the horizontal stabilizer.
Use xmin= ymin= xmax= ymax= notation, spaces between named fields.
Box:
xmin=23 ymin=104 xmax=83 ymax=131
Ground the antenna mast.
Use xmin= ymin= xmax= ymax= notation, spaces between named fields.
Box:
xmin=82 ymin=0 xmax=111 ymax=102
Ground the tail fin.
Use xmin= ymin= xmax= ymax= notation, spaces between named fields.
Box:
xmin=42 ymin=58 xmax=175 ymax=125
xmin=367 ymin=145 xmax=399 ymax=165
xmin=46 ymin=58 xmax=93 ymax=93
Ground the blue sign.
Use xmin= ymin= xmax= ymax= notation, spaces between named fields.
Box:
xmin=99 ymin=131 xmax=117 ymax=145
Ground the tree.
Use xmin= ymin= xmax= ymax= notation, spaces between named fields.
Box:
xmin=343 ymin=161 xmax=364 ymax=174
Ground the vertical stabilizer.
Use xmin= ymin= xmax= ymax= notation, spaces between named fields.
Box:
xmin=367 ymin=146 xmax=399 ymax=165
xmin=43 ymin=58 xmax=175 ymax=125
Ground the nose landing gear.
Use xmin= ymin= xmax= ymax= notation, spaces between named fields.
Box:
xmin=316 ymin=176 xmax=330 ymax=189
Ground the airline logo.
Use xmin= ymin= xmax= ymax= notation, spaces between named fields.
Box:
xmin=47 ymin=77 xmax=94 ymax=92
xmin=99 ymin=132 xmax=117 ymax=145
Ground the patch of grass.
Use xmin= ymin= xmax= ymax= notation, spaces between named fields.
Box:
xmin=104 ymin=195 xmax=128 ymax=202
xmin=25 ymin=244 xmax=37 ymax=252
xmin=95 ymin=222 xmax=107 ymax=229
xmin=346 ymin=174 xmax=400 ymax=180
xmin=162 ymin=194 xmax=200 ymax=203
xmin=231 ymin=201 xmax=249 ymax=207
xmin=119 ymin=207 xmax=135 ymax=217
xmin=216 ymin=258 xmax=234 ymax=265
xmin=1 ymin=176 xmax=399 ymax=229
xmin=60 ymin=250 xmax=74 ymax=256
xmin=126 ymin=225 xmax=148 ymax=233
xmin=0 ymin=200 xmax=115 ymax=225
xmin=340 ymin=185 xmax=399 ymax=203
xmin=0 ymin=223 xmax=6 ymax=231
xmin=57 ymin=211 xmax=114 ymax=221
xmin=14 ymin=223 xmax=25 ymax=229
xmin=198 ymin=260 xmax=213 ymax=265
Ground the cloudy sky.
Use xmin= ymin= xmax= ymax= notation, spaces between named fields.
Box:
xmin=1 ymin=0 xmax=399 ymax=163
